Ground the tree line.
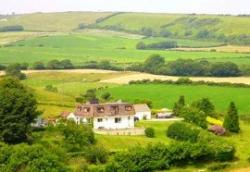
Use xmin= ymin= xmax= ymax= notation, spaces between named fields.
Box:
xmin=128 ymin=54 xmax=242 ymax=77
xmin=0 ymin=25 xmax=24 ymax=32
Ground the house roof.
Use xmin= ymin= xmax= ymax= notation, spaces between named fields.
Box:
xmin=133 ymin=104 xmax=151 ymax=112
xmin=61 ymin=111 xmax=71 ymax=118
xmin=75 ymin=102 xmax=135 ymax=118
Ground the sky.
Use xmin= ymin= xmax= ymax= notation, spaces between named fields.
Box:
xmin=1 ymin=0 xmax=250 ymax=15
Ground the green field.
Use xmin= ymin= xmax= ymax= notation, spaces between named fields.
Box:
xmin=102 ymin=83 xmax=250 ymax=115
xmin=19 ymin=72 xmax=250 ymax=117
xmin=0 ymin=31 xmax=249 ymax=66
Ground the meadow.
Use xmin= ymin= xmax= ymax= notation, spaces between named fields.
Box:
xmin=19 ymin=71 xmax=250 ymax=118
xmin=0 ymin=30 xmax=249 ymax=66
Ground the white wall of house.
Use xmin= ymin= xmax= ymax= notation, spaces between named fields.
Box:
xmin=66 ymin=113 xmax=88 ymax=124
xmin=93 ymin=115 xmax=134 ymax=129
xmin=135 ymin=111 xmax=151 ymax=120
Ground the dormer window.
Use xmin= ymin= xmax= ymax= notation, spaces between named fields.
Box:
xmin=125 ymin=105 xmax=132 ymax=111
xmin=83 ymin=107 xmax=90 ymax=113
xmin=97 ymin=107 xmax=105 ymax=113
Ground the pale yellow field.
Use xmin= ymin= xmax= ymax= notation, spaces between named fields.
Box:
xmin=2 ymin=69 xmax=249 ymax=85
xmin=173 ymin=45 xmax=250 ymax=53
xmin=100 ymin=72 xmax=250 ymax=85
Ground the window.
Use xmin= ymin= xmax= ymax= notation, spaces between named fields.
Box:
xmin=125 ymin=105 xmax=132 ymax=111
xmin=83 ymin=107 xmax=90 ymax=112
xmin=115 ymin=117 xmax=121 ymax=123
xmin=97 ymin=118 xmax=103 ymax=122
xmin=97 ymin=107 xmax=105 ymax=113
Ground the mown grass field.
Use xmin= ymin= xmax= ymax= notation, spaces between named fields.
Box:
xmin=0 ymin=30 xmax=249 ymax=66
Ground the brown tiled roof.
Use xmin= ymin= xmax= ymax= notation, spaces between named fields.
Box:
xmin=134 ymin=104 xmax=151 ymax=112
xmin=75 ymin=102 xmax=135 ymax=118
xmin=61 ymin=111 xmax=71 ymax=118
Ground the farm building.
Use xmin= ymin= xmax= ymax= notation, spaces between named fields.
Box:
xmin=62 ymin=101 xmax=135 ymax=130
xmin=134 ymin=104 xmax=151 ymax=120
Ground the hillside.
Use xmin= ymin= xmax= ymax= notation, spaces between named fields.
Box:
xmin=0 ymin=12 xmax=249 ymax=44
xmin=0 ymin=12 xmax=113 ymax=32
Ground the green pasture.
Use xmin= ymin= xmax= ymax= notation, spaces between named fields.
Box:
xmin=0 ymin=32 xmax=249 ymax=66
xmin=101 ymin=84 xmax=250 ymax=115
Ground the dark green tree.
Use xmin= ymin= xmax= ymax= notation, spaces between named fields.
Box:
xmin=0 ymin=77 xmax=40 ymax=144
xmin=60 ymin=121 xmax=95 ymax=152
xmin=81 ymin=89 xmax=98 ymax=102
xmin=173 ymin=96 xmax=185 ymax=116
xmin=33 ymin=61 xmax=45 ymax=70
xmin=223 ymin=102 xmax=240 ymax=133
xmin=5 ymin=63 xmax=26 ymax=80
xmin=101 ymin=92 xmax=111 ymax=100
xmin=144 ymin=54 xmax=165 ymax=73
xmin=193 ymin=98 xmax=216 ymax=117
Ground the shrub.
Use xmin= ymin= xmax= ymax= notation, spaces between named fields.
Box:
xmin=45 ymin=85 xmax=58 ymax=92
xmin=101 ymin=92 xmax=111 ymax=100
xmin=167 ymin=122 xmax=200 ymax=142
xmin=206 ymin=116 xmax=223 ymax=126
xmin=208 ymin=125 xmax=226 ymax=136
xmin=213 ymin=144 xmax=235 ymax=161
xmin=181 ymin=107 xmax=208 ymax=129
xmin=208 ymin=162 xmax=230 ymax=171
xmin=145 ymin=128 xmax=155 ymax=138
xmin=85 ymin=145 xmax=108 ymax=164
xmin=33 ymin=61 xmax=45 ymax=70
xmin=0 ymin=25 xmax=24 ymax=32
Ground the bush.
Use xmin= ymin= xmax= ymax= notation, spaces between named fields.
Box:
xmin=0 ymin=143 xmax=68 ymax=172
xmin=0 ymin=25 xmax=24 ymax=32
xmin=208 ymin=162 xmax=230 ymax=171
xmin=208 ymin=125 xmax=226 ymax=136
xmin=85 ymin=145 xmax=108 ymax=164
xmin=5 ymin=63 xmax=26 ymax=80
xmin=181 ymin=107 xmax=208 ymax=129
xmin=33 ymin=61 xmax=46 ymax=70
xmin=145 ymin=128 xmax=155 ymax=138
xmin=167 ymin=122 xmax=200 ymax=142
xmin=213 ymin=144 xmax=235 ymax=161
xmin=101 ymin=92 xmax=111 ymax=100
xmin=45 ymin=85 xmax=58 ymax=92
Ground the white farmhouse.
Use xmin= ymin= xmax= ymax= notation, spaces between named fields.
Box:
xmin=134 ymin=104 xmax=151 ymax=120
xmin=73 ymin=102 xmax=135 ymax=130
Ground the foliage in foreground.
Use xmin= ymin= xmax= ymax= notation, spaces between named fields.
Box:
xmin=0 ymin=143 xmax=68 ymax=172
xmin=0 ymin=77 xmax=40 ymax=144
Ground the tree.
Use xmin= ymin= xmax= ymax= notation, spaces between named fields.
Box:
xmin=60 ymin=121 xmax=95 ymax=152
xmin=193 ymin=98 xmax=216 ymax=117
xmin=173 ymin=96 xmax=185 ymax=116
xmin=101 ymin=92 xmax=111 ymax=100
xmin=0 ymin=143 xmax=68 ymax=171
xmin=0 ymin=77 xmax=40 ymax=144
xmin=47 ymin=60 xmax=62 ymax=69
xmin=160 ymin=30 xmax=172 ymax=37
xmin=5 ymin=63 xmax=26 ymax=80
xmin=144 ymin=54 xmax=165 ymax=73
xmin=136 ymin=42 xmax=146 ymax=49
xmin=81 ymin=89 xmax=98 ymax=103
xmin=33 ymin=61 xmax=45 ymax=70
xmin=223 ymin=102 xmax=240 ymax=133
xmin=60 ymin=59 xmax=74 ymax=69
